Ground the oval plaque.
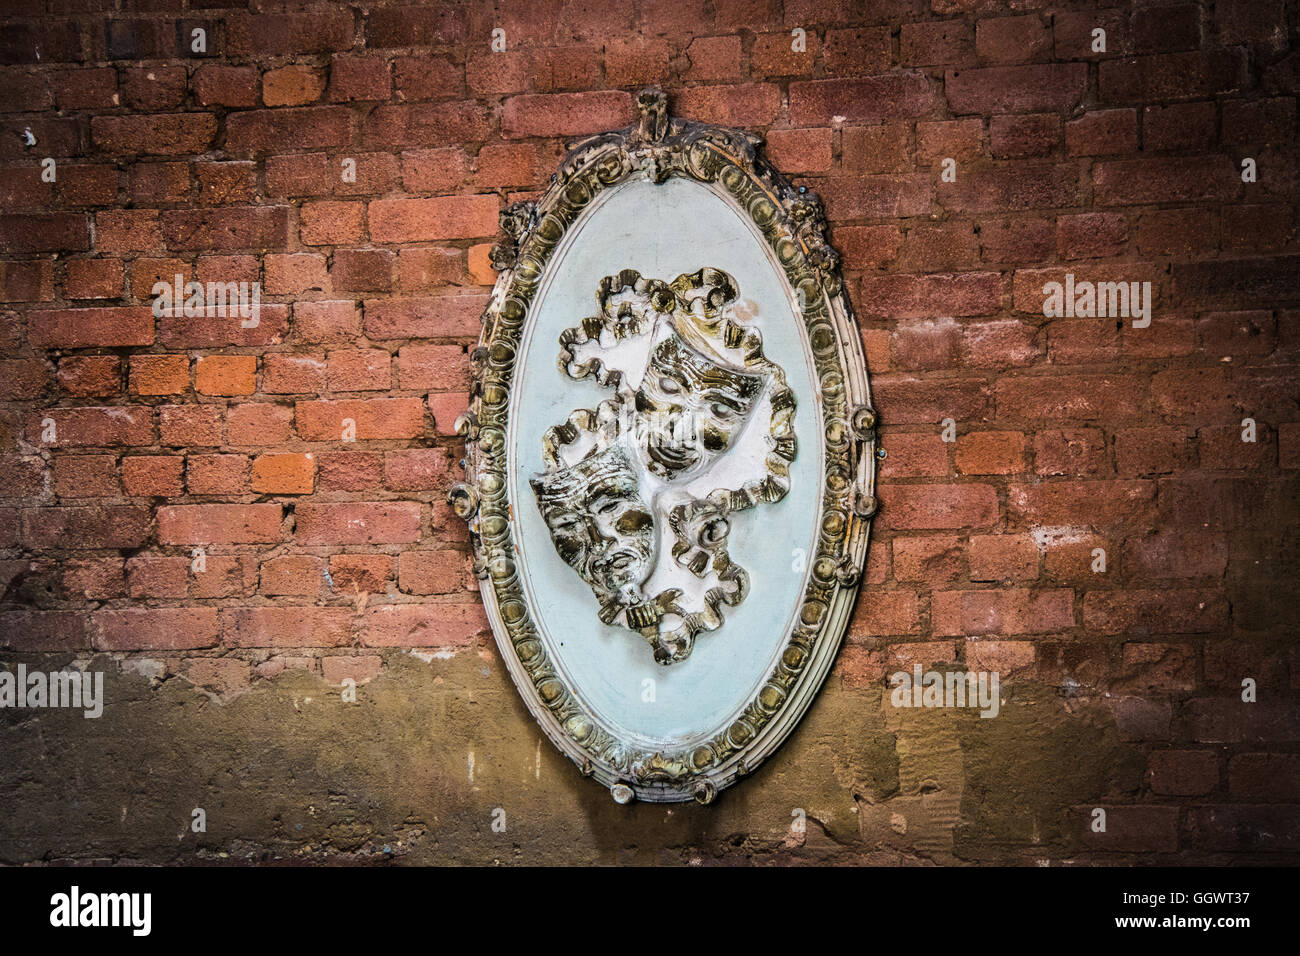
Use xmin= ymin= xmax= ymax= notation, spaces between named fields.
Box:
xmin=452 ymin=89 xmax=877 ymax=803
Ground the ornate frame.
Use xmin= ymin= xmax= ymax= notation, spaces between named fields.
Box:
xmin=449 ymin=89 xmax=877 ymax=804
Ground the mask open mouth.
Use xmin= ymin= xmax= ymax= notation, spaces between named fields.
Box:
xmin=593 ymin=546 xmax=646 ymax=587
xmin=644 ymin=434 xmax=699 ymax=475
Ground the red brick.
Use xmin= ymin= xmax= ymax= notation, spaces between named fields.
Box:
xmin=363 ymin=295 xmax=486 ymax=339
xmin=955 ymin=431 xmax=1025 ymax=475
xmin=860 ymin=273 xmax=1002 ymax=319
xmin=329 ymin=554 xmax=393 ymax=594
xmin=842 ymin=123 xmax=911 ymax=174
xmin=901 ymin=21 xmax=974 ymax=67
xmin=889 ymin=317 xmax=960 ymax=371
xmin=29 ymin=307 xmax=153 ymax=348
xmin=361 ymin=603 xmax=487 ymax=647
xmin=398 ymin=248 xmax=469 ymax=292
xmin=316 ymin=452 xmax=382 ymax=492
xmin=251 ymin=453 xmax=314 ymax=495
xmin=193 ymin=65 xmax=258 ymax=108
xmin=260 ymin=555 xmax=324 ymax=596
xmin=892 ymin=534 xmax=964 ymax=584
xmin=226 ymin=403 xmax=293 ymax=445
xmin=1057 ymin=212 xmax=1127 ymax=260
xmin=501 ymin=91 xmax=633 ymax=138
xmin=965 ymin=639 xmax=1036 ymax=677
xmin=789 ymin=74 xmax=933 ymax=125
xmin=0 ymin=360 xmax=47 ymax=400
xmin=186 ymin=454 xmax=248 ymax=495
xmin=263 ymin=353 xmax=326 ymax=394
xmin=822 ymin=26 xmax=892 ymax=76
xmin=670 ymin=81 xmax=780 ymax=128
xmin=295 ymin=300 xmax=362 ymax=343
xmin=685 ymin=36 xmax=742 ymax=83
xmin=818 ymin=174 xmax=931 ymax=220
xmin=384 ymin=448 xmax=452 ymax=491
xmin=976 ymin=15 xmax=1050 ymax=63
xmin=122 ymin=455 xmax=184 ymax=496
xmin=878 ymin=432 xmax=949 ymax=478
xmin=365 ymin=102 xmax=492 ymax=147
xmin=969 ymin=534 xmax=1038 ymax=582
xmin=0 ymin=610 xmax=87 ymax=652
xmin=940 ymin=164 xmax=1081 ymax=212
xmin=295 ymin=502 xmax=422 ymax=545
xmin=398 ymin=550 xmax=471 ymax=595
xmin=1118 ymin=642 xmax=1197 ymax=692
xmin=989 ymin=113 xmax=1059 ymax=158
xmin=932 ymin=588 xmax=1073 ymax=636
xmin=295 ymin=398 xmax=424 ymax=441
xmin=750 ymin=32 xmax=817 ymax=77
xmin=228 ymin=106 xmax=350 ymax=153
xmin=1009 ymin=480 xmax=1155 ymax=527
xmin=158 ymin=405 xmax=222 ymax=447
xmin=366 ymin=6 xmax=466 ymax=48
xmin=400 ymin=148 xmax=471 ymax=194
xmin=427 ymin=392 xmax=467 ymax=436
xmin=126 ymin=555 xmax=188 ymax=599
xmin=195 ymin=355 xmax=256 ymax=396
xmin=23 ymin=506 xmax=149 ymax=549
xmin=962 ymin=320 xmax=1043 ymax=368
xmin=157 ymin=503 xmax=283 ymax=544
xmin=872 ymin=375 xmax=992 ymax=425
xmin=220 ymin=607 xmax=352 ymax=648
xmin=93 ymin=608 xmax=219 ymax=651
xmin=764 ymin=128 xmax=832 ymax=174
xmin=996 ymin=375 xmax=1142 ymax=422
xmin=1085 ymin=589 xmax=1228 ymax=635
xmin=30 ymin=406 xmax=153 ymax=448
xmin=329 ymin=56 xmax=391 ymax=103
xmin=604 ymin=37 xmax=671 ymax=85
xmin=1065 ymin=109 xmax=1138 ymax=156
xmin=396 ymin=345 xmax=469 ymax=391
xmin=849 ymin=590 xmax=920 ymax=637
xmin=53 ymin=456 xmax=118 ymax=498
xmin=946 ymin=64 xmax=1087 ymax=114
xmin=331 ymin=250 xmax=394 ymax=293
xmin=879 ymin=483 xmax=998 ymax=531
xmin=265 ymin=253 xmax=329 ymax=295
xmin=1229 ymin=754 xmax=1300 ymax=801
xmin=160 ymin=206 xmax=290 ymax=252
xmin=1034 ymin=428 xmax=1108 ymax=477
xmin=63 ymin=259 xmax=122 ymax=300
xmin=1093 ymin=156 xmax=1240 ymax=206
xmin=0 ymin=260 xmax=54 ymax=302
xmin=1099 ymin=50 xmax=1248 ymax=105
xmin=369 ymin=195 xmax=499 ymax=243
xmin=91 ymin=113 xmax=216 ymax=155
xmin=1142 ymin=102 xmax=1216 ymax=151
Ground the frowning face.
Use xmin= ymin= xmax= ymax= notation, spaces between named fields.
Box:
xmin=531 ymin=446 xmax=655 ymax=607
xmin=634 ymin=331 xmax=764 ymax=479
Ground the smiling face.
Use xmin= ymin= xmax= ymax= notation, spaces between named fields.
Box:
xmin=531 ymin=445 xmax=656 ymax=607
xmin=634 ymin=330 xmax=764 ymax=479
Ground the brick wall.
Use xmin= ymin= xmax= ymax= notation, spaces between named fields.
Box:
xmin=1 ymin=0 xmax=1297 ymax=863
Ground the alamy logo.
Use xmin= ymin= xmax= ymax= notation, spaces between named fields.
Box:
xmin=151 ymin=273 xmax=261 ymax=328
xmin=889 ymin=666 xmax=1000 ymax=718
xmin=49 ymin=886 xmax=151 ymax=936
xmin=0 ymin=664 xmax=102 ymax=718
xmin=1042 ymin=273 xmax=1152 ymax=327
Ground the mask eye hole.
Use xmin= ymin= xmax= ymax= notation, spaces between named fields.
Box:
xmin=658 ymin=377 xmax=681 ymax=394
xmin=710 ymin=402 xmax=732 ymax=419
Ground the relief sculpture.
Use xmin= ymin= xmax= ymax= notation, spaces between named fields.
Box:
xmin=532 ymin=267 xmax=797 ymax=664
